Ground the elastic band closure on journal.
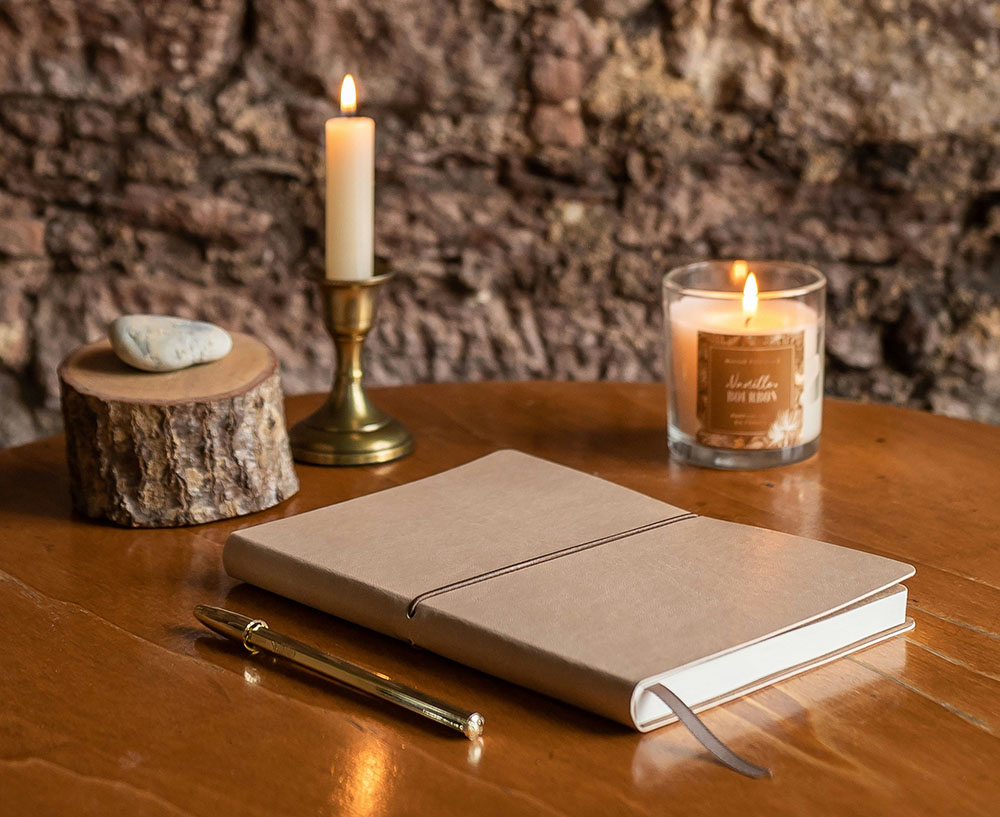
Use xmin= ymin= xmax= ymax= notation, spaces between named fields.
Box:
xmin=406 ymin=512 xmax=697 ymax=618
xmin=648 ymin=684 xmax=771 ymax=779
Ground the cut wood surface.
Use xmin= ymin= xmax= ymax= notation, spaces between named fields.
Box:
xmin=1 ymin=383 xmax=998 ymax=816
xmin=58 ymin=334 xmax=299 ymax=527
xmin=60 ymin=332 xmax=275 ymax=402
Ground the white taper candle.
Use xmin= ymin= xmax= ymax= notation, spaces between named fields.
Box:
xmin=325 ymin=74 xmax=374 ymax=280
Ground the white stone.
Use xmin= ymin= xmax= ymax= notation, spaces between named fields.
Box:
xmin=109 ymin=315 xmax=232 ymax=373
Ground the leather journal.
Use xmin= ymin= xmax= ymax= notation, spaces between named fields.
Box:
xmin=224 ymin=450 xmax=914 ymax=738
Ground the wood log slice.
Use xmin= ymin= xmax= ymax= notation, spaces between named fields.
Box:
xmin=58 ymin=333 xmax=299 ymax=527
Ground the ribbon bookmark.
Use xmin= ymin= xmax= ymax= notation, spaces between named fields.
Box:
xmin=649 ymin=684 xmax=771 ymax=779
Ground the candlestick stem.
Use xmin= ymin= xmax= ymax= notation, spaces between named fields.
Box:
xmin=334 ymin=335 xmax=363 ymax=385
xmin=289 ymin=269 xmax=413 ymax=466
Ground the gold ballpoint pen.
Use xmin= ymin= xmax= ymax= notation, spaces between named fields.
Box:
xmin=194 ymin=605 xmax=485 ymax=740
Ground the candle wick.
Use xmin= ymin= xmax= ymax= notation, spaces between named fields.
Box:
xmin=745 ymin=316 xmax=751 ymax=328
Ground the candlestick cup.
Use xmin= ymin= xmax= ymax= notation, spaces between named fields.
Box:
xmin=289 ymin=267 xmax=413 ymax=466
xmin=663 ymin=260 xmax=826 ymax=469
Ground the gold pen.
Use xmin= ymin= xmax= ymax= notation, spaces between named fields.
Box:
xmin=194 ymin=605 xmax=485 ymax=740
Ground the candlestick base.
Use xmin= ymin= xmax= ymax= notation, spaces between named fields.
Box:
xmin=290 ymin=408 xmax=414 ymax=466
xmin=290 ymin=270 xmax=414 ymax=466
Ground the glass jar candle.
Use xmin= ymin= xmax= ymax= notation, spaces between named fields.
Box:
xmin=663 ymin=260 xmax=826 ymax=469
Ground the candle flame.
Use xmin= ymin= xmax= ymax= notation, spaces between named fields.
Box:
xmin=340 ymin=74 xmax=357 ymax=114
xmin=742 ymin=271 xmax=758 ymax=317
xmin=731 ymin=259 xmax=748 ymax=283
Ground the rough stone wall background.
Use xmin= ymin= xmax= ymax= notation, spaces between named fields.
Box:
xmin=1 ymin=0 xmax=998 ymax=447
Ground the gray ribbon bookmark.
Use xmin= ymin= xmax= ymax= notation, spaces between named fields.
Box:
xmin=649 ymin=684 xmax=771 ymax=779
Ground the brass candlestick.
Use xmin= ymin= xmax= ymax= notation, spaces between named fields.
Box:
xmin=289 ymin=269 xmax=413 ymax=466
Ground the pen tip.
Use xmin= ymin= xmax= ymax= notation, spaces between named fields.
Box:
xmin=193 ymin=604 xmax=228 ymax=631
xmin=193 ymin=605 xmax=255 ymax=640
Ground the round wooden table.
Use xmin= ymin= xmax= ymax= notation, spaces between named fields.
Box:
xmin=2 ymin=383 xmax=998 ymax=816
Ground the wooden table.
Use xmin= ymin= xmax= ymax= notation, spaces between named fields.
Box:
xmin=2 ymin=383 xmax=998 ymax=816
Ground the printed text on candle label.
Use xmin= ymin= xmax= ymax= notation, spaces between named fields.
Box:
xmin=696 ymin=331 xmax=805 ymax=449
xmin=726 ymin=373 xmax=779 ymax=403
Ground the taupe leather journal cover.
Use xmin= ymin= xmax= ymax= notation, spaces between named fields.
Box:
xmin=224 ymin=450 xmax=914 ymax=731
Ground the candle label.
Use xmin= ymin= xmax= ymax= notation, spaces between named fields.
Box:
xmin=696 ymin=331 xmax=804 ymax=449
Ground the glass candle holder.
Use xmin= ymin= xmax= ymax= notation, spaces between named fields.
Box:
xmin=663 ymin=260 xmax=826 ymax=469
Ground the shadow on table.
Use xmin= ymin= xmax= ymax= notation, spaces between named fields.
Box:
xmin=0 ymin=443 xmax=82 ymax=523
xmin=510 ymin=425 xmax=671 ymax=469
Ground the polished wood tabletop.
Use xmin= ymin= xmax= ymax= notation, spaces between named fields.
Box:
xmin=2 ymin=382 xmax=999 ymax=816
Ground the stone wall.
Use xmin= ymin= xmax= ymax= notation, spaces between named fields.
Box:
xmin=1 ymin=0 xmax=998 ymax=447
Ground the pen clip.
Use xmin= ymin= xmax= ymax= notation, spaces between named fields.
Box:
xmin=241 ymin=619 xmax=268 ymax=655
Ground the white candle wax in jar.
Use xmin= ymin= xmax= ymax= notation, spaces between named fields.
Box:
xmin=325 ymin=74 xmax=374 ymax=280
xmin=668 ymin=267 xmax=823 ymax=452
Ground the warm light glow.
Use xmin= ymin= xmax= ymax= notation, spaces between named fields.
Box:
xmin=731 ymin=259 xmax=749 ymax=283
xmin=467 ymin=738 xmax=484 ymax=768
xmin=742 ymin=271 xmax=758 ymax=317
xmin=331 ymin=740 xmax=392 ymax=817
xmin=340 ymin=74 xmax=357 ymax=114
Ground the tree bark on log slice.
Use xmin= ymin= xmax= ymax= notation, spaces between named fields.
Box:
xmin=58 ymin=333 xmax=299 ymax=527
